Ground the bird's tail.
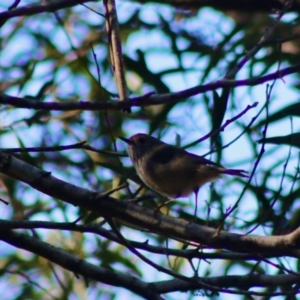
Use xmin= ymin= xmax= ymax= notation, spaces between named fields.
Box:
xmin=221 ymin=168 xmax=249 ymax=178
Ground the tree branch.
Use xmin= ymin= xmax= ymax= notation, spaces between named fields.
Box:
xmin=104 ymin=0 xmax=129 ymax=111
xmin=0 ymin=230 xmax=163 ymax=300
xmin=0 ymin=0 xmax=96 ymax=26
xmin=1 ymin=63 xmax=299 ymax=111
xmin=0 ymin=219 xmax=289 ymax=261
xmin=154 ymin=274 xmax=300 ymax=297
xmin=1 ymin=151 xmax=300 ymax=257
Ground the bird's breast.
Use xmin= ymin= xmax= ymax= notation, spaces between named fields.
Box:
xmin=135 ymin=159 xmax=199 ymax=198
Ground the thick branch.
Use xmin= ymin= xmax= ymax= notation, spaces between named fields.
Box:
xmin=0 ymin=219 xmax=288 ymax=261
xmin=154 ymin=275 xmax=300 ymax=296
xmin=2 ymin=226 xmax=299 ymax=297
xmin=1 ymin=151 xmax=300 ymax=257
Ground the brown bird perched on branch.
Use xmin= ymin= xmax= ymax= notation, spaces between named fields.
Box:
xmin=120 ymin=133 xmax=248 ymax=214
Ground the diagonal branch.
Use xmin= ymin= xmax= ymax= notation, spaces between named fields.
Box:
xmin=0 ymin=230 xmax=163 ymax=300
xmin=1 ymin=151 xmax=300 ymax=257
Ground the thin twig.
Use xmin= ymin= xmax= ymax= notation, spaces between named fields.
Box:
xmin=0 ymin=142 xmax=126 ymax=156
xmin=225 ymin=0 xmax=292 ymax=79
xmin=184 ymin=102 xmax=258 ymax=149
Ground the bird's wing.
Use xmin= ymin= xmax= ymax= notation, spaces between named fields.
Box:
xmin=148 ymin=145 xmax=178 ymax=165
xmin=148 ymin=144 xmax=220 ymax=167
xmin=182 ymin=151 xmax=221 ymax=167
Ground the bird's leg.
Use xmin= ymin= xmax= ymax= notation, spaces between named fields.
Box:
xmin=154 ymin=198 xmax=174 ymax=214
xmin=155 ymin=191 xmax=181 ymax=214
xmin=192 ymin=187 xmax=199 ymax=223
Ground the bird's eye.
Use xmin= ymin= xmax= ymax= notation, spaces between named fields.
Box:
xmin=138 ymin=137 xmax=146 ymax=144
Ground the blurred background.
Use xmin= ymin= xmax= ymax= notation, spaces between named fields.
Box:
xmin=1 ymin=0 xmax=300 ymax=299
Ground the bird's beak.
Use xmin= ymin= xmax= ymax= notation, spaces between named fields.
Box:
xmin=119 ymin=136 xmax=134 ymax=145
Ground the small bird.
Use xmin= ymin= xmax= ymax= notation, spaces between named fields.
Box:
xmin=120 ymin=133 xmax=248 ymax=213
